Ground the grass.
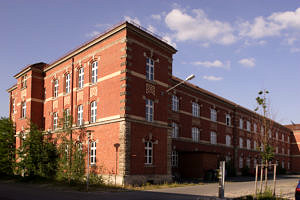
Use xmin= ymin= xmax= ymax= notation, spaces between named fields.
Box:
xmin=126 ymin=181 xmax=203 ymax=190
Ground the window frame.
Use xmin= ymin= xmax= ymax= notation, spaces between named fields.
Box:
xmin=172 ymin=95 xmax=179 ymax=112
xmin=239 ymin=137 xmax=243 ymax=148
xmin=65 ymin=73 xmax=71 ymax=94
xmin=247 ymin=139 xmax=251 ymax=149
xmin=239 ymin=118 xmax=243 ymax=129
xmin=171 ymin=122 xmax=179 ymax=138
xmin=192 ymin=127 xmax=199 ymax=142
xmin=78 ymin=67 xmax=84 ymax=89
xmin=226 ymin=114 xmax=231 ymax=126
xmin=171 ymin=151 xmax=178 ymax=167
xmin=91 ymin=61 xmax=98 ymax=84
xmin=192 ymin=102 xmax=200 ymax=117
xmin=145 ymin=141 xmax=153 ymax=165
xmin=210 ymin=131 xmax=217 ymax=144
xmin=145 ymin=99 xmax=154 ymax=122
xmin=246 ymin=121 xmax=251 ymax=131
xmin=77 ymin=105 xmax=83 ymax=126
xmin=90 ymin=101 xmax=97 ymax=123
xmin=53 ymin=112 xmax=58 ymax=130
xmin=53 ymin=79 xmax=59 ymax=98
xmin=21 ymin=101 xmax=26 ymax=118
xmin=90 ymin=141 xmax=96 ymax=165
xmin=210 ymin=108 xmax=217 ymax=122
xmin=146 ymin=58 xmax=154 ymax=81
xmin=226 ymin=135 xmax=231 ymax=146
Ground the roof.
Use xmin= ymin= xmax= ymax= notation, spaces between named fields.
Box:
xmin=6 ymin=84 xmax=17 ymax=92
xmin=285 ymin=124 xmax=300 ymax=131
xmin=44 ymin=21 xmax=177 ymax=72
xmin=14 ymin=62 xmax=47 ymax=78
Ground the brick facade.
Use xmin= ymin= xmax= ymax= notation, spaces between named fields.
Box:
xmin=7 ymin=22 xmax=296 ymax=185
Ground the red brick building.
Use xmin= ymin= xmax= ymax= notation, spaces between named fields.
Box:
xmin=7 ymin=22 xmax=296 ymax=185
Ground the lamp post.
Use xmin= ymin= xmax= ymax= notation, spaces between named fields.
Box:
xmin=166 ymin=74 xmax=195 ymax=92
xmin=86 ymin=130 xmax=94 ymax=192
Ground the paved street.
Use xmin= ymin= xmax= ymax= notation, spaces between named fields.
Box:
xmin=0 ymin=175 xmax=298 ymax=200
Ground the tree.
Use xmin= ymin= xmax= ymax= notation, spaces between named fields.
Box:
xmin=255 ymin=89 xmax=275 ymax=191
xmin=55 ymin=111 xmax=86 ymax=183
xmin=0 ymin=117 xmax=15 ymax=176
xmin=17 ymin=122 xmax=57 ymax=179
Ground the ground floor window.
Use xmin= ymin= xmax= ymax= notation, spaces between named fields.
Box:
xmin=90 ymin=141 xmax=96 ymax=165
xmin=239 ymin=157 xmax=243 ymax=168
xmin=171 ymin=151 xmax=178 ymax=167
xmin=145 ymin=141 xmax=153 ymax=164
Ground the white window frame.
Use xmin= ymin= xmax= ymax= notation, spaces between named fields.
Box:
xmin=146 ymin=99 xmax=154 ymax=122
xmin=21 ymin=101 xmax=26 ymax=118
xmin=90 ymin=141 xmax=96 ymax=165
xmin=172 ymin=122 xmax=179 ymax=138
xmin=210 ymin=108 xmax=217 ymax=122
xmin=77 ymin=105 xmax=83 ymax=126
xmin=240 ymin=118 xmax=243 ymax=129
xmin=21 ymin=74 xmax=27 ymax=88
xmin=54 ymin=79 xmax=59 ymax=98
xmin=210 ymin=131 xmax=217 ymax=144
xmin=247 ymin=139 xmax=251 ymax=149
xmin=239 ymin=157 xmax=243 ymax=168
xmin=192 ymin=102 xmax=200 ymax=117
xmin=172 ymin=95 xmax=179 ymax=112
xmin=145 ymin=141 xmax=153 ymax=165
xmin=12 ymin=99 xmax=15 ymax=114
xmin=239 ymin=137 xmax=243 ymax=148
xmin=226 ymin=114 xmax=231 ymax=126
xmin=281 ymin=160 xmax=284 ymax=168
xmin=91 ymin=61 xmax=98 ymax=84
xmin=268 ymin=130 xmax=272 ymax=138
xmin=64 ymin=109 xmax=70 ymax=127
xmin=53 ymin=112 xmax=58 ymax=130
xmin=247 ymin=121 xmax=251 ymax=132
xmin=65 ymin=73 xmax=70 ymax=93
xmin=78 ymin=67 xmax=84 ymax=89
xmin=90 ymin=101 xmax=97 ymax=123
xmin=146 ymin=58 xmax=154 ymax=81
xmin=192 ymin=127 xmax=199 ymax=142
xmin=226 ymin=135 xmax=231 ymax=146
xmin=171 ymin=151 xmax=178 ymax=167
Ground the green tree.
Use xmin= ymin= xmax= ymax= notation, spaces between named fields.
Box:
xmin=55 ymin=111 xmax=86 ymax=183
xmin=0 ymin=117 xmax=16 ymax=176
xmin=17 ymin=122 xmax=57 ymax=179
xmin=255 ymin=90 xmax=275 ymax=191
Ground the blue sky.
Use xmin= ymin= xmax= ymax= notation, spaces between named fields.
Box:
xmin=1 ymin=0 xmax=299 ymax=124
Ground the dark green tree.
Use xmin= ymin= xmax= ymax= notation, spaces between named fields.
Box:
xmin=0 ymin=117 xmax=16 ymax=176
xmin=17 ymin=122 xmax=57 ymax=179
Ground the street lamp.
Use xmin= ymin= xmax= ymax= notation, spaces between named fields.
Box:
xmin=166 ymin=74 xmax=195 ymax=92
xmin=86 ymin=129 xmax=94 ymax=192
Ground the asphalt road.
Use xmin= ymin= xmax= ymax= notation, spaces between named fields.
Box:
xmin=0 ymin=175 xmax=298 ymax=200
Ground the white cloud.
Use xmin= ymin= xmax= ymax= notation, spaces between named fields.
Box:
xmin=239 ymin=8 xmax=300 ymax=39
xmin=203 ymin=75 xmax=223 ymax=81
xmin=151 ymin=14 xmax=161 ymax=21
xmin=192 ymin=60 xmax=230 ymax=69
xmin=165 ymin=9 xmax=236 ymax=45
xmin=124 ymin=16 xmax=141 ymax=26
xmin=238 ymin=58 xmax=256 ymax=67
xmin=86 ymin=31 xmax=100 ymax=37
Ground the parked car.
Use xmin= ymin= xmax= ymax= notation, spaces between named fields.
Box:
xmin=296 ymin=180 xmax=300 ymax=200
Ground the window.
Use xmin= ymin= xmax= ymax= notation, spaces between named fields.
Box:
xmin=54 ymin=79 xmax=59 ymax=97
xmin=145 ymin=99 xmax=154 ymax=122
xmin=171 ymin=151 xmax=178 ymax=167
xmin=239 ymin=137 xmax=243 ymax=148
xmin=192 ymin=102 xmax=199 ymax=117
xmin=281 ymin=160 xmax=284 ymax=169
xmin=210 ymin=108 xmax=217 ymax=122
xmin=146 ymin=58 xmax=154 ymax=81
xmin=240 ymin=118 xmax=243 ymax=129
xmin=282 ymin=148 xmax=285 ymax=155
xmin=192 ymin=127 xmax=199 ymax=142
xmin=226 ymin=135 xmax=231 ymax=146
xmin=78 ymin=67 xmax=84 ymax=89
xmin=64 ymin=109 xmax=70 ymax=127
xmin=282 ymin=134 xmax=284 ymax=142
xmin=260 ymin=144 xmax=264 ymax=152
xmin=246 ymin=121 xmax=251 ymax=131
xmin=254 ymin=158 xmax=257 ymax=169
xmin=268 ymin=130 xmax=272 ymax=138
xmin=90 ymin=141 xmax=96 ymax=164
xmin=91 ymin=61 xmax=98 ymax=84
xmin=65 ymin=73 xmax=70 ymax=93
xmin=172 ymin=95 xmax=179 ymax=112
xmin=77 ymin=105 xmax=83 ymax=126
xmin=53 ymin=112 xmax=58 ymax=130
xmin=254 ymin=123 xmax=257 ymax=133
xmin=276 ymin=146 xmax=278 ymax=154
xmin=21 ymin=101 xmax=26 ymax=118
xmin=172 ymin=122 xmax=179 ymax=138
xmin=21 ymin=74 xmax=27 ymax=88
xmin=210 ymin=131 xmax=217 ymax=144
xmin=288 ymin=136 xmax=290 ymax=143
xmin=254 ymin=141 xmax=257 ymax=150
xmin=90 ymin=101 xmax=97 ymax=123
xmin=226 ymin=114 xmax=231 ymax=126
xmin=276 ymin=132 xmax=278 ymax=140
xmin=12 ymin=99 xmax=15 ymax=114
xmin=247 ymin=139 xmax=251 ymax=149
xmin=145 ymin=141 xmax=153 ymax=164
xmin=246 ymin=158 xmax=250 ymax=167
xmin=239 ymin=157 xmax=243 ymax=168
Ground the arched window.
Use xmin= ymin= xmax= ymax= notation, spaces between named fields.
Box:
xmin=78 ymin=67 xmax=84 ymax=89
xmin=145 ymin=141 xmax=153 ymax=164
xmin=90 ymin=101 xmax=97 ymax=123
xmin=91 ymin=61 xmax=98 ymax=84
